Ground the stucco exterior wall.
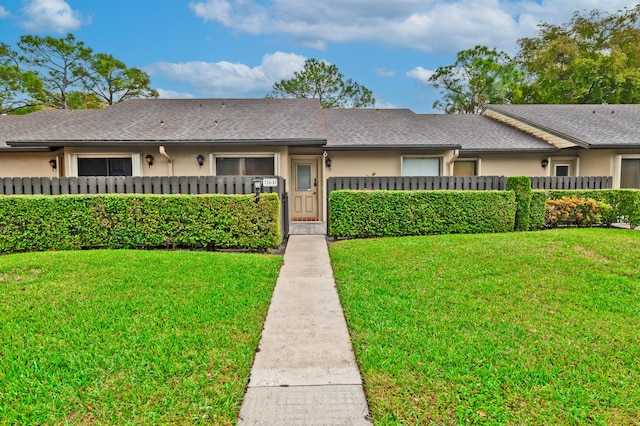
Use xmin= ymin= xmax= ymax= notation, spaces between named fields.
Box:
xmin=325 ymin=150 xmax=454 ymax=177
xmin=0 ymin=152 xmax=60 ymax=178
xmin=471 ymin=154 xmax=549 ymax=177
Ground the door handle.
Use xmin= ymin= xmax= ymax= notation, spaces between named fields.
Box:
xmin=314 ymin=178 xmax=317 ymax=187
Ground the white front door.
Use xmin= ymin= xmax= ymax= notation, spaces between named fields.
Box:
xmin=291 ymin=159 xmax=319 ymax=220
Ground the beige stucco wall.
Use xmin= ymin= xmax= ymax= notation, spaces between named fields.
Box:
xmin=324 ymin=150 xmax=455 ymax=177
xmin=0 ymin=151 xmax=61 ymax=178
xmin=473 ymin=154 xmax=551 ymax=177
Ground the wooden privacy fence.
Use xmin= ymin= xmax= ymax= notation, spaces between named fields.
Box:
xmin=529 ymin=176 xmax=612 ymax=190
xmin=0 ymin=175 xmax=289 ymax=239
xmin=327 ymin=175 xmax=613 ymax=195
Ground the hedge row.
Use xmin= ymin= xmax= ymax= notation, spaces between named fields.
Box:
xmin=329 ymin=190 xmax=516 ymax=238
xmin=506 ymin=176 xmax=532 ymax=231
xmin=0 ymin=193 xmax=280 ymax=253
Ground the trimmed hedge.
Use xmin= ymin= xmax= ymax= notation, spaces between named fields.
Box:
xmin=506 ymin=176 xmax=532 ymax=231
xmin=329 ymin=190 xmax=516 ymax=238
xmin=0 ymin=193 xmax=280 ymax=253
xmin=545 ymin=197 xmax=613 ymax=227
xmin=529 ymin=190 xmax=547 ymax=230
xmin=545 ymin=189 xmax=640 ymax=228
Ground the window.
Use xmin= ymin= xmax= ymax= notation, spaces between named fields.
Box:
xmin=216 ymin=157 xmax=275 ymax=176
xmin=621 ymin=159 xmax=640 ymax=188
xmin=402 ymin=157 xmax=440 ymax=176
xmin=554 ymin=164 xmax=570 ymax=177
xmin=77 ymin=157 xmax=133 ymax=176
xmin=453 ymin=160 xmax=477 ymax=176
xmin=296 ymin=164 xmax=312 ymax=191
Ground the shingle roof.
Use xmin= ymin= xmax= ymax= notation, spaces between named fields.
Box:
xmin=323 ymin=108 xmax=459 ymax=150
xmin=417 ymin=114 xmax=559 ymax=152
xmin=6 ymin=98 xmax=327 ymax=146
xmin=0 ymin=109 xmax=90 ymax=151
xmin=485 ymin=104 xmax=640 ymax=148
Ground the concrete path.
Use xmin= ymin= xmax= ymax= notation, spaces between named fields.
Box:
xmin=237 ymin=235 xmax=372 ymax=425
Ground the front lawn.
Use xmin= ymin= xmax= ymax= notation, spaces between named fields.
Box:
xmin=0 ymin=250 xmax=282 ymax=425
xmin=330 ymin=229 xmax=640 ymax=425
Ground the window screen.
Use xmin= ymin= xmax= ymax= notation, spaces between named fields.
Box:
xmin=403 ymin=158 xmax=440 ymax=176
xmin=621 ymin=159 xmax=640 ymax=188
xmin=78 ymin=158 xmax=132 ymax=176
xmin=216 ymin=157 xmax=274 ymax=175
xmin=555 ymin=165 xmax=570 ymax=177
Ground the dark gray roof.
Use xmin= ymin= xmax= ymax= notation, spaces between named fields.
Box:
xmin=6 ymin=98 xmax=327 ymax=147
xmin=485 ymin=104 xmax=640 ymax=148
xmin=0 ymin=109 xmax=91 ymax=151
xmin=323 ymin=108 xmax=459 ymax=150
xmin=417 ymin=114 xmax=559 ymax=153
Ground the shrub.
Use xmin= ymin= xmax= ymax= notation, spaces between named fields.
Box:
xmin=506 ymin=176 xmax=532 ymax=231
xmin=329 ymin=190 xmax=516 ymax=238
xmin=545 ymin=196 xmax=612 ymax=228
xmin=546 ymin=189 xmax=640 ymax=227
xmin=0 ymin=193 xmax=281 ymax=254
xmin=529 ymin=190 xmax=547 ymax=230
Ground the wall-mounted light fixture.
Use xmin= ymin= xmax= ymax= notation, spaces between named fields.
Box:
xmin=49 ymin=158 xmax=57 ymax=170
xmin=541 ymin=158 xmax=549 ymax=168
xmin=325 ymin=157 xmax=332 ymax=168
xmin=145 ymin=154 xmax=154 ymax=167
xmin=197 ymin=154 xmax=205 ymax=167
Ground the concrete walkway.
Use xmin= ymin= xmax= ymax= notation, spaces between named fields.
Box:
xmin=237 ymin=235 xmax=371 ymax=425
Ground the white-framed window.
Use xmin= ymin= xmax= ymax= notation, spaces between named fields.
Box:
xmin=554 ymin=164 xmax=571 ymax=177
xmin=402 ymin=156 xmax=442 ymax=176
xmin=212 ymin=153 xmax=280 ymax=176
xmin=68 ymin=153 xmax=142 ymax=177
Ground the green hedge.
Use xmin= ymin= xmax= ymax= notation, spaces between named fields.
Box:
xmin=545 ymin=189 xmax=640 ymax=227
xmin=529 ymin=190 xmax=547 ymax=230
xmin=0 ymin=193 xmax=281 ymax=253
xmin=329 ymin=190 xmax=516 ymax=238
xmin=506 ymin=176 xmax=532 ymax=231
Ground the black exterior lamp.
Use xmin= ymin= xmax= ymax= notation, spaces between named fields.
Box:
xmin=145 ymin=154 xmax=154 ymax=167
xmin=541 ymin=158 xmax=549 ymax=168
xmin=48 ymin=158 xmax=57 ymax=170
xmin=197 ymin=154 xmax=205 ymax=167
xmin=325 ymin=157 xmax=332 ymax=168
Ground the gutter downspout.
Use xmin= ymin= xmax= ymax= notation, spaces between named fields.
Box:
xmin=449 ymin=149 xmax=460 ymax=176
xmin=159 ymin=146 xmax=173 ymax=176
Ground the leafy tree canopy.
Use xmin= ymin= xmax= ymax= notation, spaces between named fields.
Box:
xmin=428 ymin=46 xmax=525 ymax=114
xmin=517 ymin=6 xmax=640 ymax=104
xmin=0 ymin=33 xmax=157 ymax=114
xmin=268 ymin=59 xmax=375 ymax=108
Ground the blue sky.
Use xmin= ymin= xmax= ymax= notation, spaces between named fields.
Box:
xmin=1 ymin=0 xmax=638 ymax=113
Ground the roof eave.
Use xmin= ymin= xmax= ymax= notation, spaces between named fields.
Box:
xmin=325 ymin=144 xmax=461 ymax=151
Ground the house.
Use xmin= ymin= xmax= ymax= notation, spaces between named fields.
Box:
xmin=2 ymin=99 xmax=640 ymax=223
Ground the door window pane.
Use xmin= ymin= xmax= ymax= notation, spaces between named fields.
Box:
xmin=555 ymin=165 xmax=570 ymax=177
xmin=403 ymin=158 xmax=440 ymax=176
xmin=296 ymin=164 xmax=312 ymax=191
xmin=621 ymin=159 xmax=640 ymax=188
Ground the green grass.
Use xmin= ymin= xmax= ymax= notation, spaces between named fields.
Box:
xmin=0 ymin=250 xmax=282 ymax=425
xmin=330 ymin=228 xmax=640 ymax=425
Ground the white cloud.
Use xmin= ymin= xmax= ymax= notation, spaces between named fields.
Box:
xmin=19 ymin=0 xmax=91 ymax=33
xmin=375 ymin=67 xmax=396 ymax=78
xmin=374 ymin=99 xmax=400 ymax=109
xmin=146 ymin=52 xmax=307 ymax=97
xmin=0 ymin=6 xmax=10 ymax=18
xmin=406 ymin=67 xmax=435 ymax=83
xmin=156 ymin=89 xmax=195 ymax=99
xmin=188 ymin=0 xmax=640 ymax=54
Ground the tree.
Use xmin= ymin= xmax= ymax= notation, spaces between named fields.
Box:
xmin=518 ymin=6 xmax=640 ymax=104
xmin=0 ymin=33 xmax=157 ymax=113
xmin=269 ymin=59 xmax=374 ymax=108
xmin=428 ymin=45 xmax=525 ymax=114
xmin=17 ymin=33 xmax=93 ymax=109
xmin=82 ymin=53 xmax=158 ymax=105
